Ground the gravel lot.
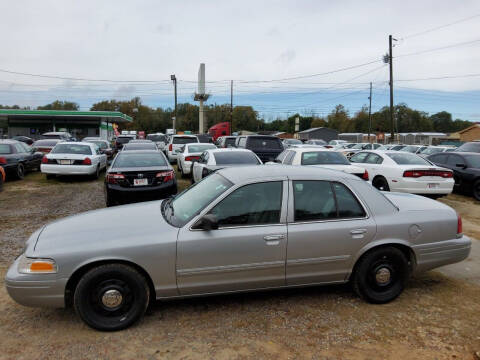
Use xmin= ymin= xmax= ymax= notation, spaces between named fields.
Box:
xmin=1 ymin=170 xmax=479 ymax=360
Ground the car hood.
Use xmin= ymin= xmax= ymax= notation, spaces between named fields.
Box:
xmin=308 ymin=164 xmax=364 ymax=173
xmin=33 ymin=200 xmax=177 ymax=255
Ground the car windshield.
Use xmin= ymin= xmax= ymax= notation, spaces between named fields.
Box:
xmin=301 ymin=151 xmax=350 ymax=165
xmin=402 ymin=146 xmax=420 ymax=153
xmin=124 ymin=143 xmax=157 ymax=151
xmin=377 ymin=145 xmax=390 ymax=150
xmin=33 ymin=140 xmax=59 ymax=147
xmin=420 ymin=147 xmax=444 ymax=155
xmin=214 ymin=151 xmax=260 ymax=164
xmin=167 ymin=173 xmax=233 ymax=226
xmin=387 ymin=152 xmax=430 ymax=165
xmin=116 ymin=137 xmax=132 ymax=144
xmin=465 ymin=155 xmax=480 ymax=168
xmin=187 ymin=144 xmax=216 ymax=153
xmin=351 ymin=143 xmax=365 ymax=149
xmin=173 ymin=137 xmax=198 ymax=144
xmin=146 ymin=134 xmax=166 ymax=142
xmin=113 ymin=152 xmax=167 ymax=167
xmin=286 ymin=139 xmax=302 ymax=144
xmin=87 ymin=140 xmax=108 ymax=149
xmin=51 ymin=144 xmax=92 ymax=155
xmin=391 ymin=145 xmax=405 ymax=151
xmin=225 ymin=138 xmax=236 ymax=147
xmin=0 ymin=144 xmax=12 ymax=154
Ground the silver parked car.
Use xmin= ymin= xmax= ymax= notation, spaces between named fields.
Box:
xmin=6 ymin=166 xmax=470 ymax=331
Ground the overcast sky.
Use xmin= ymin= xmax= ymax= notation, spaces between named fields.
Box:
xmin=0 ymin=0 xmax=479 ymax=120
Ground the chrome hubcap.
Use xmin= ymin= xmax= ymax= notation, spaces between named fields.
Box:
xmin=375 ymin=267 xmax=391 ymax=285
xmin=101 ymin=289 xmax=123 ymax=308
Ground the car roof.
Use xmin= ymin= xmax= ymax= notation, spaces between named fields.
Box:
xmin=449 ymin=152 xmax=480 ymax=156
xmin=0 ymin=139 xmax=20 ymax=144
xmin=43 ymin=132 xmax=69 ymax=135
xmin=205 ymin=148 xmax=254 ymax=153
xmin=116 ymin=150 xmax=162 ymax=155
xmin=218 ymin=164 xmax=358 ymax=184
xmin=288 ymin=147 xmax=333 ymax=153
xmin=56 ymin=141 xmax=93 ymax=146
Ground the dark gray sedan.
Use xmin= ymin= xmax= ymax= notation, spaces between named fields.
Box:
xmin=6 ymin=166 xmax=470 ymax=331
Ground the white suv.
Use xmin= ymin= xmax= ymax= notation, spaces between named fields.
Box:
xmin=166 ymin=135 xmax=199 ymax=163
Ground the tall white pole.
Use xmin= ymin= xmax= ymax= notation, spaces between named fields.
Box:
xmin=199 ymin=99 xmax=204 ymax=134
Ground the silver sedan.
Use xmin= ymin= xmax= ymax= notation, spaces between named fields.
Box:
xmin=5 ymin=166 xmax=471 ymax=331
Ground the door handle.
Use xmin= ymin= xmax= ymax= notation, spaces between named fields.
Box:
xmin=263 ymin=234 xmax=285 ymax=241
xmin=350 ymin=229 xmax=367 ymax=235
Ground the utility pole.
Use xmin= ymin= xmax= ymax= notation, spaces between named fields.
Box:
xmin=230 ymin=80 xmax=233 ymax=134
xmin=368 ymin=82 xmax=372 ymax=143
xmin=388 ymin=35 xmax=395 ymax=143
xmin=170 ymin=74 xmax=177 ymax=132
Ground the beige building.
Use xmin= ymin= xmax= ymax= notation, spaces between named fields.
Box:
xmin=458 ymin=123 xmax=480 ymax=142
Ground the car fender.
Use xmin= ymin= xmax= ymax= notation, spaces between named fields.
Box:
xmin=346 ymin=238 xmax=415 ymax=279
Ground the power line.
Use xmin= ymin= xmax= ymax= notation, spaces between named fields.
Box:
xmin=395 ymin=73 xmax=480 ymax=81
xmin=401 ymin=14 xmax=480 ymax=40
xmin=395 ymin=38 xmax=480 ymax=58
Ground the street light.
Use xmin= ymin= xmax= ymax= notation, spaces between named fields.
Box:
xmin=171 ymin=75 xmax=177 ymax=132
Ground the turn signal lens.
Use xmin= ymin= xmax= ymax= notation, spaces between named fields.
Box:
xmin=362 ymin=169 xmax=369 ymax=181
xmin=457 ymin=214 xmax=462 ymax=235
xmin=156 ymin=170 xmax=174 ymax=182
xmin=82 ymin=157 xmax=92 ymax=165
xmin=41 ymin=156 xmax=48 ymax=164
xmin=0 ymin=157 xmax=6 ymax=165
xmin=18 ymin=256 xmax=57 ymax=274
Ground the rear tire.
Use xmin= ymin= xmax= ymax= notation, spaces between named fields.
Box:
xmin=372 ymin=176 xmax=390 ymax=191
xmin=352 ymin=247 xmax=409 ymax=304
xmin=73 ymin=264 xmax=150 ymax=331
xmin=473 ymin=179 xmax=480 ymax=201
xmin=15 ymin=163 xmax=25 ymax=180
xmin=92 ymin=166 xmax=100 ymax=180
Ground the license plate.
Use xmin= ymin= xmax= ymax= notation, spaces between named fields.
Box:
xmin=59 ymin=160 xmax=71 ymax=165
xmin=134 ymin=178 xmax=148 ymax=186
xmin=428 ymin=183 xmax=439 ymax=189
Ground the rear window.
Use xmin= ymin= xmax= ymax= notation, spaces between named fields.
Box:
xmin=51 ymin=144 xmax=92 ymax=155
xmin=455 ymin=142 xmax=480 ymax=152
xmin=285 ymin=139 xmax=302 ymax=144
xmin=225 ymin=138 xmax=236 ymax=147
xmin=42 ymin=134 xmax=62 ymax=139
xmin=301 ymin=151 xmax=349 ymax=165
xmin=123 ymin=143 xmax=157 ymax=151
xmin=0 ymin=144 xmax=12 ymax=154
xmin=187 ymin=144 xmax=216 ymax=153
xmin=247 ymin=137 xmax=282 ymax=150
xmin=402 ymin=146 xmax=420 ymax=153
xmin=113 ymin=153 xmax=167 ymax=167
xmin=173 ymin=137 xmax=198 ymax=145
xmin=387 ymin=152 xmax=430 ymax=165
xmin=33 ymin=140 xmax=59 ymax=147
xmin=87 ymin=140 xmax=108 ymax=149
xmin=146 ymin=134 xmax=167 ymax=142
xmin=116 ymin=137 xmax=133 ymax=144
xmin=213 ymin=151 xmax=260 ymax=165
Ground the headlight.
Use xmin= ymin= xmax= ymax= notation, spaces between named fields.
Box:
xmin=18 ymin=255 xmax=57 ymax=274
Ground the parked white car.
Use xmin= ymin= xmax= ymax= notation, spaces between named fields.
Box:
xmin=41 ymin=142 xmax=107 ymax=179
xmin=328 ymin=139 xmax=347 ymax=145
xmin=349 ymin=150 xmax=454 ymax=197
xmin=270 ymin=147 xmax=369 ymax=179
xmin=192 ymin=148 xmax=262 ymax=183
xmin=165 ymin=135 xmax=199 ymax=163
xmin=418 ymin=146 xmax=456 ymax=158
xmin=400 ymin=145 xmax=428 ymax=154
xmin=177 ymin=143 xmax=217 ymax=177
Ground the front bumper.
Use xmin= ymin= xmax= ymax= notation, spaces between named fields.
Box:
xmin=41 ymin=164 xmax=96 ymax=175
xmin=5 ymin=256 xmax=67 ymax=308
xmin=413 ymin=235 xmax=471 ymax=273
xmin=181 ymin=160 xmax=192 ymax=174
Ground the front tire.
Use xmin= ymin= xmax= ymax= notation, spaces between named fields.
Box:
xmin=352 ymin=247 xmax=409 ymax=304
xmin=372 ymin=176 xmax=390 ymax=191
xmin=74 ymin=264 xmax=150 ymax=331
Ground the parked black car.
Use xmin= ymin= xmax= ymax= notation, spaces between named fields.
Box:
xmin=104 ymin=150 xmax=177 ymax=206
xmin=12 ymin=136 xmax=34 ymax=145
xmin=235 ymin=135 xmax=284 ymax=162
xmin=428 ymin=151 xmax=480 ymax=200
xmin=455 ymin=142 xmax=480 ymax=153
xmin=0 ymin=140 xmax=43 ymax=179
xmin=195 ymin=134 xmax=214 ymax=143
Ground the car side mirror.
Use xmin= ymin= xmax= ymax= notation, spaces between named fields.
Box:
xmin=198 ymin=214 xmax=218 ymax=230
xmin=456 ymin=163 xmax=467 ymax=169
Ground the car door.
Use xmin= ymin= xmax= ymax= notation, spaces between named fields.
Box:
xmin=445 ymin=154 xmax=470 ymax=188
xmin=361 ymin=153 xmax=384 ymax=179
xmin=176 ymin=179 xmax=288 ymax=295
xmin=14 ymin=143 xmax=34 ymax=170
xmin=286 ymin=180 xmax=376 ymax=285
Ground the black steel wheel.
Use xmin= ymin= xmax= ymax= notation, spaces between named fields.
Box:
xmin=473 ymin=179 xmax=480 ymax=201
xmin=372 ymin=176 xmax=390 ymax=191
xmin=15 ymin=163 xmax=25 ymax=180
xmin=74 ymin=264 xmax=150 ymax=331
xmin=352 ymin=247 xmax=409 ymax=304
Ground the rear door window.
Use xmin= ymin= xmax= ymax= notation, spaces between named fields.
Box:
xmin=247 ymin=137 xmax=282 ymax=150
xmin=429 ymin=153 xmax=448 ymax=164
xmin=283 ymin=151 xmax=296 ymax=165
xmin=350 ymin=152 xmax=369 ymax=163
xmin=0 ymin=144 xmax=12 ymax=154
xmin=365 ymin=153 xmax=383 ymax=164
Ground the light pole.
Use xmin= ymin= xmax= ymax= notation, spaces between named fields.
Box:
xmin=171 ymin=74 xmax=177 ymax=132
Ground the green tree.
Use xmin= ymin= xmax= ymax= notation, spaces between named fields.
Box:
xmin=37 ymin=100 xmax=79 ymax=110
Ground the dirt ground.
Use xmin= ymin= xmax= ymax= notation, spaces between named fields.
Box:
xmin=1 ymin=170 xmax=479 ymax=360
